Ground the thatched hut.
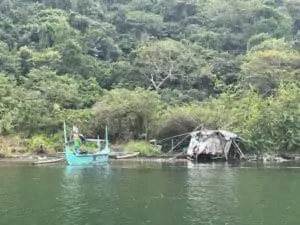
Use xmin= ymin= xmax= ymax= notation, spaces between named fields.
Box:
xmin=186 ymin=130 xmax=245 ymax=162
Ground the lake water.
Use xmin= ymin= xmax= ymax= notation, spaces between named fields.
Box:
xmin=1 ymin=161 xmax=300 ymax=225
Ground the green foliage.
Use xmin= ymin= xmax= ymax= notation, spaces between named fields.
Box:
xmin=256 ymin=83 xmax=300 ymax=152
xmin=131 ymin=39 xmax=214 ymax=94
xmin=124 ymin=140 xmax=159 ymax=156
xmin=240 ymin=49 xmax=300 ymax=95
xmin=158 ymin=83 xmax=300 ymax=153
xmin=92 ymin=88 xmax=163 ymax=139
xmin=27 ymin=135 xmax=54 ymax=153
xmin=249 ymin=38 xmax=292 ymax=52
xmin=0 ymin=0 xmax=299 ymax=156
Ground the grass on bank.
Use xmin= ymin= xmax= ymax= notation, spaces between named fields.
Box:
xmin=124 ymin=140 xmax=160 ymax=156
xmin=0 ymin=136 xmax=26 ymax=157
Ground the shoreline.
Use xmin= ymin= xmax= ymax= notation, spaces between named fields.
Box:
xmin=1 ymin=152 xmax=300 ymax=164
xmin=0 ymin=153 xmax=188 ymax=164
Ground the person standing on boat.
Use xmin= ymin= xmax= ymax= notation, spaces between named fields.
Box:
xmin=71 ymin=125 xmax=80 ymax=154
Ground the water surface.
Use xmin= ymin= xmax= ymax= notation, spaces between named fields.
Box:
xmin=1 ymin=161 xmax=299 ymax=225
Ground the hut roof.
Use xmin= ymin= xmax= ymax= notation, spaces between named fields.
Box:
xmin=190 ymin=130 xmax=241 ymax=140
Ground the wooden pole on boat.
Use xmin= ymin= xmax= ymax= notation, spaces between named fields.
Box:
xmin=97 ymin=135 xmax=101 ymax=151
xmin=63 ymin=122 xmax=67 ymax=144
xmin=105 ymin=125 xmax=109 ymax=149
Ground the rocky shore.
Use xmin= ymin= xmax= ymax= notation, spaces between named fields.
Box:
xmin=245 ymin=153 xmax=300 ymax=163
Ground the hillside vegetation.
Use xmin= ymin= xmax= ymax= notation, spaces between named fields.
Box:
xmin=0 ymin=0 xmax=299 ymax=154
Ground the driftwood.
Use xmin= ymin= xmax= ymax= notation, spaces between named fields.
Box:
xmin=109 ymin=152 xmax=140 ymax=159
xmin=32 ymin=158 xmax=65 ymax=165
xmin=115 ymin=152 xmax=140 ymax=159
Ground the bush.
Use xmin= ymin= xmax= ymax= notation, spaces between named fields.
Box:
xmin=156 ymin=113 xmax=198 ymax=139
xmin=27 ymin=135 xmax=55 ymax=154
xmin=92 ymin=88 xmax=163 ymax=141
xmin=47 ymin=133 xmax=65 ymax=152
xmin=124 ymin=141 xmax=160 ymax=156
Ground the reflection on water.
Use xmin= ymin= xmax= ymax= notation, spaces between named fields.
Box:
xmin=64 ymin=163 xmax=111 ymax=177
xmin=1 ymin=161 xmax=300 ymax=225
xmin=186 ymin=163 xmax=239 ymax=224
xmin=61 ymin=164 xmax=112 ymax=225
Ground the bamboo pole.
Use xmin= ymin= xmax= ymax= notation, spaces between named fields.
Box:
xmin=159 ymin=132 xmax=194 ymax=142
xmin=232 ymin=140 xmax=245 ymax=159
xmin=166 ymin=124 xmax=203 ymax=154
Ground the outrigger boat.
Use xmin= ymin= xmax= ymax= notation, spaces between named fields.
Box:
xmin=63 ymin=122 xmax=110 ymax=165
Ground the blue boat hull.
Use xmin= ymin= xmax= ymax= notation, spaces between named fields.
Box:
xmin=63 ymin=122 xmax=110 ymax=166
xmin=65 ymin=145 xmax=109 ymax=165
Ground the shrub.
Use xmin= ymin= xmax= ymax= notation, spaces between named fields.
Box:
xmin=27 ymin=135 xmax=55 ymax=154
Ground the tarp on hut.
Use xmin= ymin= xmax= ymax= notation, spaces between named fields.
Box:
xmin=186 ymin=130 xmax=243 ymax=159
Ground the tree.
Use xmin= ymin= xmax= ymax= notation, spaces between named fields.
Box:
xmin=285 ymin=0 xmax=300 ymax=34
xmin=0 ymin=74 xmax=17 ymax=133
xmin=240 ymin=42 xmax=300 ymax=96
xmin=131 ymin=39 xmax=211 ymax=91
xmin=256 ymin=83 xmax=300 ymax=151
xmin=0 ymin=73 xmax=49 ymax=134
xmin=0 ymin=41 xmax=18 ymax=75
xmin=92 ymin=88 xmax=163 ymax=140
xmin=131 ymin=39 xmax=183 ymax=90
xmin=23 ymin=67 xmax=103 ymax=109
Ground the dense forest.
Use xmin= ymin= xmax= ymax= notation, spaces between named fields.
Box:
xmin=0 ymin=0 xmax=299 ymax=155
